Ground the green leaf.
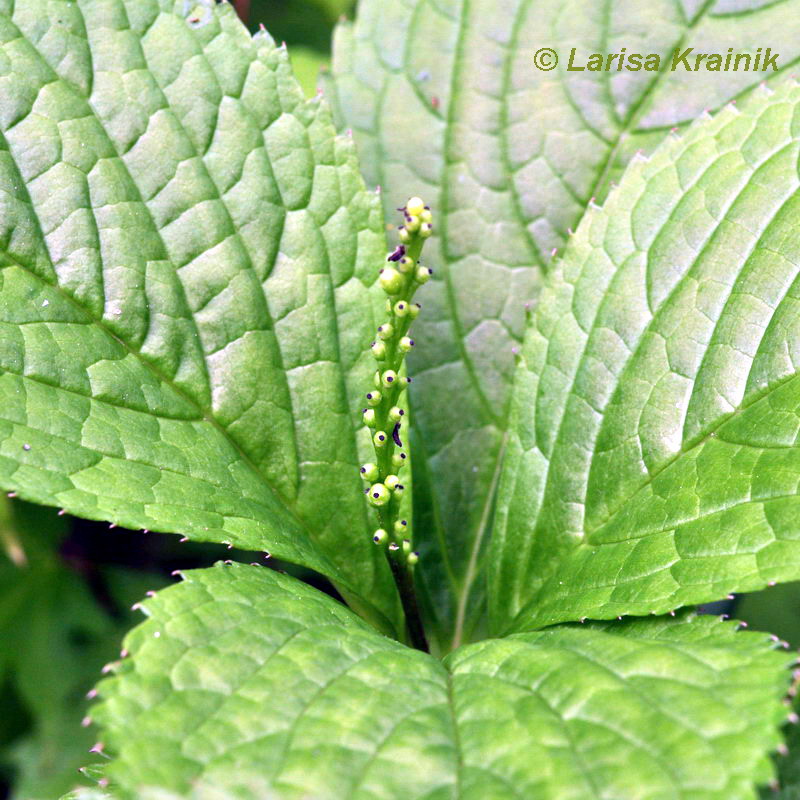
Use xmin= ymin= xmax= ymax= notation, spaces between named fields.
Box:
xmin=0 ymin=1 xmax=399 ymax=632
xmin=491 ymin=81 xmax=800 ymax=633
xmin=327 ymin=0 xmax=800 ymax=649
xmin=91 ymin=563 xmax=792 ymax=799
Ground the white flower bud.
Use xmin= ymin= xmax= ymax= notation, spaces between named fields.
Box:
xmin=394 ymin=519 xmax=409 ymax=536
xmin=365 ymin=390 xmax=381 ymax=407
xmin=399 ymin=336 xmax=415 ymax=352
xmin=377 ymin=323 xmax=394 ymax=340
xmin=406 ymin=197 xmax=425 ymax=216
xmin=368 ymin=483 xmax=391 ymax=506
xmin=402 ymin=538 xmax=412 ymax=554
xmin=362 ymin=408 xmax=377 ymax=427
xmin=408 ymin=303 xmax=421 ymax=319
xmin=389 ymin=406 xmax=405 ymax=422
xmin=405 ymin=214 xmax=421 ymax=233
xmin=380 ymin=370 xmax=397 ymax=388
xmin=420 ymin=208 xmax=432 ymax=223
xmin=398 ymin=256 xmax=415 ymax=274
xmin=373 ymin=528 xmax=388 ymax=545
xmin=385 ymin=474 xmax=401 ymax=490
xmin=392 ymin=483 xmax=406 ymax=500
xmin=415 ymin=266 xmax=432 ymax=284
xmin=373 ymin=430 xmax=388 ymax=447
xmin=371 ymin=340 xmax=387 ymax=360
xmin=391 ymin=451 xmax=408 ymax=471
xmin=360 ymin=462 xmax=379 ymax=481
xmin=398 ymin=226 xmax=411 ymax=244
xmin=419 ymin=222 xmax=433 ymax=238
xmin=407 ymin=551 xmax=420 ymax=565
xmin=380 ymin=267 xmax=404 ymax=294
xmin=393 ymin=301 xmax=409 ymax=318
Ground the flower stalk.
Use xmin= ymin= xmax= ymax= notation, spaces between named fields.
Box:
xmin=361 ymin=197 xmax=433 ymax=652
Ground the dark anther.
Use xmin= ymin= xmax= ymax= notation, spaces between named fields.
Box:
xmin=386 ymin=375 xmax=394 ymax=383
xmin=392 ymin=422 xmax=403 ymax=447
xmin=387 ymin=245 xmax=406 ymax=262
xmin=360 ymin=466 xmax=367 ymax=473
xmin=399 ymin=519 xmax=407 ymax=526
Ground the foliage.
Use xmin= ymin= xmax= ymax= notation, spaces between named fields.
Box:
xmin=91 ymin=564 xmax=791 ymax=799
xmin=0 ymin=0 xmax=799 ymax=797
xmin=326 ymin=0 xmax=800 ymax=652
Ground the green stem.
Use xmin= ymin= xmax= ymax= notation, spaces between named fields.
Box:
xmin=387 ymin=552 xmax=429 ymax=652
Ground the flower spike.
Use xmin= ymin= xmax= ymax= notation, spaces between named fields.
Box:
xmin=357 ymin=196 xmax=434 ymax=653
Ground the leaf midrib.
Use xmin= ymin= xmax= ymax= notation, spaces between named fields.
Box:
xmin=582 ymin=0 xmax=717 ymax=204
xmin=0 ymin=7 xmax=387 ymax=592
xmin=0 ymin=247 xmax=322 ymax=556
xmin=514 ymin=99 xmax=794 ymax=605
xmin=450 ymin=430 xmax=508 ymax=650
xmin=583 ymin=151 xmax=800 ymax=539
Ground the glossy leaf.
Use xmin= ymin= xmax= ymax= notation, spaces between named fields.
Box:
xmin=91 ymin=563 xmax=792 ymax=799
xmin=327 ymin=0 xmax=800 ymax=649
xmin=0 ymin=1 xmax=399 ymax=633
xmin=492 ymin=82 xmax=800 ymax=632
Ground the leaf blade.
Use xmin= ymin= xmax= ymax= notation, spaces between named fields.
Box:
xmin=328 ymin=0 xmax=800 ymax=647
xmin=0 ymin=1 xmax=398 ymax=629
xmin=92 ymin=563 xmax=792 ymax=799
xmin=492 ymin=82 xmax=800 ymax=632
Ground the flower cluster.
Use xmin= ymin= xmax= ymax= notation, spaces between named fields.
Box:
xmin=360 ymin=197 xmax=433 ymax=569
